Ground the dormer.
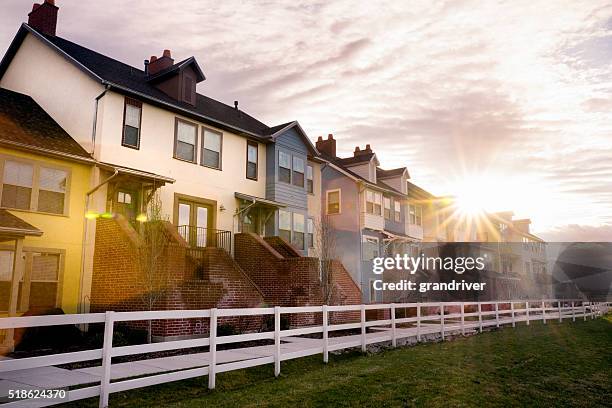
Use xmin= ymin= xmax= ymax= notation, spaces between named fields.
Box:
xmin=340 ymin=144 xmax=379 ymax=183
xmin=145 ymin=50 xmax=205 ymax=106
xmin=377 ymin=167 xmax=410 ymax=194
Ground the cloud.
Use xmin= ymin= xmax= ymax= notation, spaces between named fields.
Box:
xmin=1 ymin=0 xmax=611 ymax=236
xmin=539 ymin=224 xmax=612 ymax=242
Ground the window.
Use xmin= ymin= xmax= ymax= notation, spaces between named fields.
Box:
xmin=362 ymin=236 xmax=379 ymax=260
xmin=409 ymin=205 xmax=422 ymax=226
xmin=29 ymin=253 xmax=60 ymax=312
xmin=122 ymin=98 xmax=142 ymax=149
xmin=246 ymin=141 xmax=258 ymax=180
xmin=174 ymin=119 xmax=198 ymax=162
xmin=307 ymin=218 xmax=314 ymax=248
xmin=306 ymin=164 xmax=314 ymax=194
xmin=37 ymin=167 xmax=67 ymax=214
xmin=1 ymin=160 xmax=33 ymax=210
xmin=292 ymin=213 xmax=305 ymax=250
xmin=394 ymin=201 xmax=401 ymax=222
xmin=366 ymin=190 xmax=382 ymax=215
xmin=0 ymin=250 xmax=13 ymax=311
xmin=292 ymin=156 xmax=305 ymax=187
xmin=117 ymin=191 xmax=132 ymax=204
xmin=202 ymin=128 xmax=222 ymax=169
xmin=279 ymin=151 xmax=291 ymax=183
xmin=383 ymin=197 xmax=391 ymax=219
xmin=326 ymin=189 xmax=340 ymax=214
xmin=279 ymin=210 xmax=291 ymax=242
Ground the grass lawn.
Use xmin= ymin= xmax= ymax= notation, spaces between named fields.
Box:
xmin=65 ymin=315 xmax=612 ymax=407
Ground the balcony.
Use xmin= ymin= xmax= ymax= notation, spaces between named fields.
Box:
xmin=177 ymin=225 xmax=232 ymax=254
xmin=406 ymin=223 xmax=423 ymax=240
xmin=361 ymin=212 xmax=384 ymax=231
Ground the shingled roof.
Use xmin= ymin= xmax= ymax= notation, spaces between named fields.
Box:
xmin=0 ymin=88 xmax=92 ymax=161
xmin=0 ymin=24 xmax=275 ymax=140
xmin=0 ymin=209 xmax=43 ymax=237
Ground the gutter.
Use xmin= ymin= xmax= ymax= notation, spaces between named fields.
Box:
xmin=91 ymin=86 xmax=110 ymax=156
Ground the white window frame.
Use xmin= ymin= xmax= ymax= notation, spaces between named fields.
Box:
xmin=394 ymin=200 xmax=401 ymax=222
xmin=326 ymin=189 xmax=341 ymax=215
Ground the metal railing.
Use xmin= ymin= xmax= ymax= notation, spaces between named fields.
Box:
xmin=176 ymin=225 xmax=232 ymax=254
xmin=0 ymin=300 xmax=609 ymax=407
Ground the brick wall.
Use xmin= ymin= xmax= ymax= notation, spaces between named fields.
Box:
xmin=235 ymin=233 xmax=361 ymax=326
xmin=90 ymin=217 xmax=265 ymax=339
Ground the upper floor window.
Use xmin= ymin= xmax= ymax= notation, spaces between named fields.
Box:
xmin=326 ymin=189 xmax=341 ymax=214
xmin=394 ymin=201 xmax=401 ymax=222
xmin=1 ymin=158 xmax=68 ymax=215
xmin=366 ymin=190 xmax=382 ymax=216
xmin=246 ymin=141 xmax=258 ymax=180
xmin=202 ymin=128 xmax=222 ymax=169
xmin=383 ymin=197 xmax=391 ymax=219
xmin=279 ymin=151 xmax=291 ymax=183
xmin=292 ymin=157 xmax=305 ymax=187
xmin=174 ymin=119 xmax=198 ymax=162
xmin=409 ymin=204 xmax=422 ymax=226
xmin=306 ymin=164 xmax=314 ymax=194
xmin=122 ymin=98 xmax=142 ymax=149
xmin=292 ymin=213 xmax=305 ymax=250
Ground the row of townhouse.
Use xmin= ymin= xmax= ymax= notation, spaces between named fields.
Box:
xmin=0 ymin=1 xmax=549 ymax=346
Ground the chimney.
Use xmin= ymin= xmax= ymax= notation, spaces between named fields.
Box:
xmin=28 ymin=0 xmax=59 ymax=37
xmin=148 ymin=49 xmax=174 ymax=75
xmin=144 ymin=59 xmax=150 ymax=74
xmin=354 ymin=144 xmax=373 ymax=157
xmin=316 ymin=134 xmax=336 ymax=158
xmin=234 ymin=101 xmax=239 ymax=110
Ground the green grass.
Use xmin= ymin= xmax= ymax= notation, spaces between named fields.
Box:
xmin=65 ymin=316 xmax=612 ymax=408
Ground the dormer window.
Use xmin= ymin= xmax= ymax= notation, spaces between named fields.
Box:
xmin=183 ymin=77 xmax=193 ymax=104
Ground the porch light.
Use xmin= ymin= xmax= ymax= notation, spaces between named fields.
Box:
xmin=136 ymin=213 xmax=148 ymax=223
xmin=85 ymin=211 xmax=100 ymax=220
xmin=100 ymin=212 xmax=114 ymax=219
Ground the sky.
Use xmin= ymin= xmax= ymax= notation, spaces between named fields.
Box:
xmin=1 ymin=0 xmax=611 ymax=241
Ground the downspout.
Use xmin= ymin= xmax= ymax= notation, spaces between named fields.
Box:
xmin=91 ymin=85 xmax=110 ymax=157
xmin=357 ymin=181 xmax=365 ymax=297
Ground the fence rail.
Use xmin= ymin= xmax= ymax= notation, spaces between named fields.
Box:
xmin=0 ymin=300 xmax=610 ymax=407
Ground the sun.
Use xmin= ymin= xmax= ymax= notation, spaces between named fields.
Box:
xmin=455 ymin=192 xmax=486 ymax=216
xmin=451 ymin=176 xmax=508 ymax=216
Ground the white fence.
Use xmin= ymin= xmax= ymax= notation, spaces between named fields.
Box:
xmin=0 ymin=300 xmax=610 ymax=407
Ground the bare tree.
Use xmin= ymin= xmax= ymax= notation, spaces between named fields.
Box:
xmin=137 ymin=191 xmax=169 ymax=343
xmin=314 ymin=215 xmax=338 ymax=305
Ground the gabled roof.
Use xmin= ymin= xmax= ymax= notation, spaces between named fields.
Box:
xmin=0 ymin=88 xmax=93 ymax=162
xmin=377 ymin=167 xmax=409 ymax=179
xmin=407 ymin=180 xmax=436 ymax=200
xmin=0 ymin=24 xmax=272 ymax=140
xmin=338 ymin=153 xmax=376 ymax=166
xmin=147 ymin=56 xmax=206 ymax=83
xmin=266 ymin=121 xmax=320 ymax=157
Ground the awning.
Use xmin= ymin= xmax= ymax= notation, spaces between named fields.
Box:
xmin=382 ymin=230 xmax=419 ymax=242
xmin=235 ymin=192 xmax=286 ymax=208
xmin=0 ymin=209 xmax=43 ymax=241
xmin=100 ymin=162 xmax=175 ymax=184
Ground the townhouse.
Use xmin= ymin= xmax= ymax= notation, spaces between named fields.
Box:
xmin=0 ymin=88 xmax=95 ymax=349
xmin=0 ymin=0 xmax=356 ymax=337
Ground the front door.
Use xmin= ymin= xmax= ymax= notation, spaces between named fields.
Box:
xmin=177 ymin=200 xmax=214 ymax=247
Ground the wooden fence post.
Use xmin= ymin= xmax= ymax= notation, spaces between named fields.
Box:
xmin=322 ymin=305 xmax=329 ymax=363
xmin=99 ymin=311 xmax=114 ymax=408
xmin=495 ymin=302 xmax=500 ymax=328
xmin=571 ymin=301 xmax=575 ymax=322
xmin=208 ymin=308 xmax=217 ymax=389
xmin=440 ymin=303 xmax=445 ymax=341
xmin=460 ymin=302 xmax=465 ymax=335
xmin=511 ymin=301 xmax=515 ymax=328
xmin=583 ymin=302 xmax=587 ymax=321
xmin=416 ymin=304 xmax=421 ymax=342
xmin=274 ymin=306 xmax=281 ymax=377
xmin=542 ymin=300 xmax=546 ymax=324
xmin=526 ymin=301 xmax=530 ymax=326
xmin=478 ymin=302 xmax=483 ymax=333
xmin=391 ymin=304 xmax=396 ymax=348
xmin=360 ymin=304 xmax=366 ymax=352
xmin=558 ymin=300 xmax=562 ymax=323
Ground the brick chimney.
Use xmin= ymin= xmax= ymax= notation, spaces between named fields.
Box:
xmin=316 ymin=134 xmax=336 ymax=158
xmin=147 ymin=49 xmax=174 ymax=76
xmin=28 ymin=0 xmax=59 ymax=37
xmin=354 ymin=144 xmax=373 ymax=157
